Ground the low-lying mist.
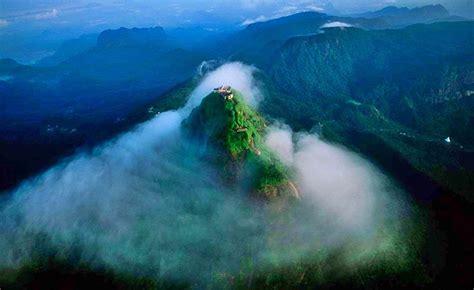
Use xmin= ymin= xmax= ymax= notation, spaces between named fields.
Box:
xmin=0 ymin=62 xmax=421 ymax=286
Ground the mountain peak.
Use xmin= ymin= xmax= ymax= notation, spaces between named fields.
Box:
xmin=185 ymin=86 xmax=265 ymax=158
xmin=183 ymin=88 xmax=300 ymax=200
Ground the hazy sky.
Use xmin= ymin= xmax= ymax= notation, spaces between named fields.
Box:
xmin=0 ymin=0 xmax=472 ymax=27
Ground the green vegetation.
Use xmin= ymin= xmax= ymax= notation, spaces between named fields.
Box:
xmin=249 ymin=151 xmax=289 ymax=194
xmin=222 ymin=91 xmax=265 ymax=158
xmin=256 ymin=22 xmax=474 ymax=201
xmin=183 ymin=89 xmax=295 ymax=199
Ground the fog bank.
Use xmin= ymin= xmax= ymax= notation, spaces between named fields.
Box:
xmin=0 ymin=62 xmax=418 ymax=286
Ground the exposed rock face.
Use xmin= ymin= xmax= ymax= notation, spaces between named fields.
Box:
xmin=260 ymin=181 xmax=300 ymax=199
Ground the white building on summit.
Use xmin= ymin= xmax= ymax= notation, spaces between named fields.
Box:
xmin=214 ymin=85 xmax=234 ymax=100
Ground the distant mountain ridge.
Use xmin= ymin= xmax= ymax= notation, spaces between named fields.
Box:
xmin=219 ymin=11 xmax=388 ymax=66
xmin=352 ymin=4 xmax=454 ymax=26
xmin=97 ymin=26 xmax=168 ymax=47
xmin=356 ymin=4 xmax=448 ymax=18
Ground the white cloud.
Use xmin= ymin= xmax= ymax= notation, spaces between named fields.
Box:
xmin=321 ymin=21 xmax=353 ymax=28
xmin=278 ymin=5 xmax=299 ymax=13
xmin=241 ymin=15 xmax=268 ymax=25
xmin=34 ymin=8 xmax=59 ymax=20
xmin=265 ymin=125 xmax=404 ymax=230
xmin=239 ymin=0 xmax=274 ymax=9
xmin=87 ymin=19 xmax=108 ymax=27
xmin=305 ymin=4 xmax=325 ymax=12
xmin=240 ymin=2 xmax=329 ymax=26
